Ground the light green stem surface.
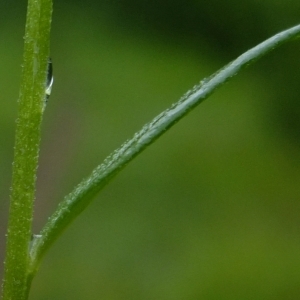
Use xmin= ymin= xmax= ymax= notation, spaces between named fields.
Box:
xmin=1 ymin=0 xmax=52 ymax=299
xmin=29 ymin=25 xmax=300 ymax=274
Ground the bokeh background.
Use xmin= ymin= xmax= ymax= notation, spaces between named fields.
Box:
xmin=1 ymin=1 xmax=300 ymax=299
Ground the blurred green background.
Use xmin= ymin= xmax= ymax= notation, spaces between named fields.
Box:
xmin=1 ymin=1 xmax=300 ymax=299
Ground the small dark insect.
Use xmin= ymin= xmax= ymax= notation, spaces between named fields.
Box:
xmin=45 ymin=58 xmax=53 ymax=100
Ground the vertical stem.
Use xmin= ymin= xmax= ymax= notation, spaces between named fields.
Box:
xmin=1 ymin=0 xmax=52 ymax=299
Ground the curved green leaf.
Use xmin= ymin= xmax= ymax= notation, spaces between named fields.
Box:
xmin=29 ymin=24 xmax=300 ymax=274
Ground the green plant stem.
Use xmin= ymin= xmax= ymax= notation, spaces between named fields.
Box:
xmin=1 ymin=0 xmax=52 ymax=299
xmin=29 ymin=24 xmax=300 ymax=274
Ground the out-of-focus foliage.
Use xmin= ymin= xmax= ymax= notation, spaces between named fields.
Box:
xmin=1 ymin=1 xmax=300 ymax=299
